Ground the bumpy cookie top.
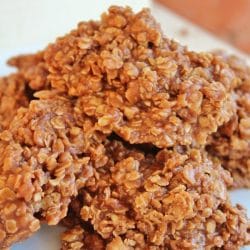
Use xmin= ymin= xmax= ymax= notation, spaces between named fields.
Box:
xmin=10 ymin=6 xmax=237 ymax=148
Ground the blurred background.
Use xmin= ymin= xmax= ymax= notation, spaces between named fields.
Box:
xmin=0 ymin=0 xmax=249 ymax=59
xmin=156 ymin=0 xmax=250 ymax=54
xmin=1 ymin=0 xmax=250 ymax=54
xmin=0 ymin=0 xmax=150 ymax=53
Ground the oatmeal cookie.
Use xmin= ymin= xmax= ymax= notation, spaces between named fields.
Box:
xmin=8 ymin=7 xmax=236 ymax=148
xmin=8 ymin=52 xmax=48 ymax=91
xmin=46 ymin=7 xmax=237 ymax=147
xmin=208 ymin=54 xmax=250 ymax=188
xmin=0 ymin=73 xmax=29 ymax=131
xmin=0 ymin=96 xmax=107 ymax=248
xmin=61 ymin=226 xmax=105 ymax=250
xmin=62 ymin=140 xmax=250 ymax=249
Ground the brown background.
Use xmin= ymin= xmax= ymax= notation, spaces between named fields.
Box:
xmin=155 ymin=0 xmax=250 ymax=54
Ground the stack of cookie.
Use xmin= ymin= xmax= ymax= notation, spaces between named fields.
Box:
xmin=0 ymin=6 xmax=249 ymax=250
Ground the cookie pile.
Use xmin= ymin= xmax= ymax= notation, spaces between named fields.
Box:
xmin=0 ymin=6 xmax=249 ymax=250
